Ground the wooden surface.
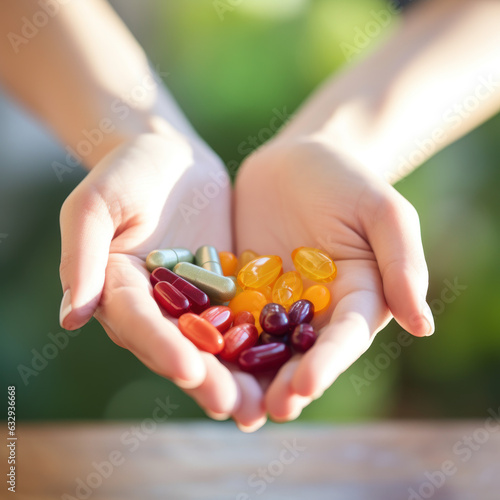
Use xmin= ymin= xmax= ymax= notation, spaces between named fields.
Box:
xmin=3 ymin=421 xmax=500 ymax=499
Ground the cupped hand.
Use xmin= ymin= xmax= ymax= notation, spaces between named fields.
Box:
xmin=235 ymin=137 xmax=434 ymax=422
xmin=58 ymin=132 xmax=265 ymax=430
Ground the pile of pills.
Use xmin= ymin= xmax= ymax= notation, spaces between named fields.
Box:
xmin=146 ymin=246 xmax=336 ymax=373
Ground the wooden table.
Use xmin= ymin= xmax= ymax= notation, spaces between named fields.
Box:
xmin=3 ymin=421 xmax=500 ymax=499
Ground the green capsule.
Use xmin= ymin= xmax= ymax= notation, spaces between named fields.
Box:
xmin=173 ymin=262 xmax=236 ymax=302
xmin=146 ymin=248 xmax=194 ymax=272
xmin=195 ymin=245 xmax=223 ymax=275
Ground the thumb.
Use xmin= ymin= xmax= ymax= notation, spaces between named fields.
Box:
xmin=362 ymin=187 xmax=434 ymax=337
xmin=59 ymin=185 xmax=115 ymax=330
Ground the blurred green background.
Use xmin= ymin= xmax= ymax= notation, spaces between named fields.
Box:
xmin=1 ymin=0 xmax=499 ymax=423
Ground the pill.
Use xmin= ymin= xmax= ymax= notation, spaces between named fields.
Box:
xmin=272 ymin=271 xmax=303 ymax=309
xmin=173 ymin=262 xmax=236 ymax=303
xmin=259 ymin=332 xmax=289 ymax=345
xmin=153 ymin=282 xmax=190 ymax=318
xmin=238 ymin=249 xmax=259 ymax=271
xmin=290 ymin=323 xmax=317 ymax=352
xmin=302 ymin=285 xmax=331 ymax=313
xmin=146 ymin=248 xmax=194 ymax=272
xmin=219 ymin=323 xmax=259 ymax=362
xmin=238 ymin=343 xmax=292 ymax=373
xmin=178 ymin=313 xmax=224 ymax=354
xmin=219 ymin=251 xmax=238 ymax=277
xmin=233 ymin=310 xmax=255 ymax=326
xmin=200 ymin=306 xmax=234 ymax=333
xmin=288 ymin=299 xmax=315 ymax=326
xmin=259 ymin=303 xmax=290 ymax=336
xmin=237 ymin=255 xmax=283 ymax=289
xmin=229 ymin=290 xmax=267 ymax=327
xmin=195 ymin=245 xmax=223 ymax=275
xmin=292 ymin=247 xmax=336 ymax=283
xmin=256 ymin=285 xmax=273 ymax=302
xmin=150 ymin=267 xmax=210 ymax=314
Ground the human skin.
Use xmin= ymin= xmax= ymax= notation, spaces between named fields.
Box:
xmin=2 ymin=0 xmax=500 ymax=430
xmin=235 ymin=0 xmax=500 ymax=422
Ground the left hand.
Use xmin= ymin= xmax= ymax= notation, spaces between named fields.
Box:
xmin=234 ymin=136 xmax=434 ymax=422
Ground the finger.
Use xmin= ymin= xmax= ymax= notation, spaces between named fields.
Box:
xmin=59 ymin=183 xmax=116 ymax=330
xmin=96 ymin=254 xmax=206 ymax=387
xmin=362 ymin=188 xmax=434 ymax=337
xmin=184 ymin=353 xmax=240 ymax=417
xmin=231 ymin=371 xmax=267 ymax=432
xmin=292 ymin=287 xmax=388 ymax=398
xmin=265 ymin=357 xmax=312 ymax=422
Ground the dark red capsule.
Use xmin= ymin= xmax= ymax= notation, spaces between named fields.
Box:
xmin=200 ymin=306 xmax=234 ymax=333
xmin=238 ymin=343 xmax=292 ymax=373
xmin=259 ymin=332 xmax=289 ymax=345
xmin=288 ymin=299 xmax=314 ymax=326
xmin=219 ymin=323 xmax=259 ymax=362
xmin=291 ymin=323 xmax=317 ymax=352
xmin=153 ymin=281 xmax=190 ymax=318
xmin=233 ymin=310 xmax=255 ymax=326
xmin=150 ymin=267 xmax=209 ymax=314
xmin=259 ymin=303 xmax=289 ymax=335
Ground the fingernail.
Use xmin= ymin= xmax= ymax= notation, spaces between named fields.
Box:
xmin=205 ymin=410 xmax=230 ymax=421
xmin=59 ymin=289 xmax=72 ymax=328
xmin=422 ymin=301 xmax=435 ymax=336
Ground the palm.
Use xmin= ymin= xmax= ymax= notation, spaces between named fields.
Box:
xmin=235 ymin=140 xmax=393 ymax=419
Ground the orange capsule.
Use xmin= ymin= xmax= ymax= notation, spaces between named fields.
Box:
xmin=219 ymin=251 xmax=238 ymax=277
xmin=272 ymin=271 xmax=303 ymax=309
xmin=237 ymin=255 xmax=283 ymax=289
xmin=302 ymin=285 xmax=331 ymax=313
xmin=238 ymin=250 xmax=260 ymax=271
xmin=292 ymin=247 xmax=337 ymax=283
xmin=178 ymin=313 xmax=224 ymax=354
xmin=229 ymin=290 xmax=267 ymax=332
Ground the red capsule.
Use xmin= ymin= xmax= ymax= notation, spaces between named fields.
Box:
xmin=259 ymin=332 xmax=289 ymax=345
xmin=288 ymin=299 xmax=315 ymax=326
xmin=153 ymin=282 xmax=190 ymax=318
xmin=219 ymin=323 xmax=259 ymax=362
xmin=238 ymin=343 xmax=292 ymax=373
xmin=200 ymin=306 xmax=234 ymax=333
xmin=259 ymin=303 xmax=289 ymax=335
xmin=291 ymin=323 xmax=317 ymax=352
xmin=150 ymin=267 xmax=210 ymax=314
xmin=233 ymin=310 xmax=255 ymax=326
xmin=178 ymin=313 xmax=224 ymax=354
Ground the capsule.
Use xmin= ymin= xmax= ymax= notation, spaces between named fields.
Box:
xmin=219 ymin=251 xmax=238 ymax=277
xmin=229 ymin=289 xmax=267 ymax=327
xmin=302 ymin=285 xmax=331 ymax=313
xmin=233 ymin=310 xmax=255 ymax=326
xmin=195 ymin=245 xmax=223 ymax=275
xmin=292 ymin=247 xmax=336 ymax=283
xmin=237 ymin=255 xmax=283 ymax=289
xmin=259 ymin=303 xmax=290 ymax=336
xmin=238 ymin=249 xmax=259 ymax=271
xmin=272 ymin=271 xmax=303 ymax=309
xmin=259 ymin=332 xmax=290 ymax=345
xmin=146 ymin=248 xmax=194 ymax=272
xmin=291 ymin=323 xmax=317 ymax=352
xmin=219 ymin=323 xmax=259 ymax=362
xmin=153 ymin=282 xmax=190 ymax=318
xmin=288 ymin=299 xmax=315 ymax=326
xmin=238 ymin=343 xmax=292 ymax=373
xmin=200 ymin=306 xmax=234 ymax=333
xmin=178 ymin=313 xmax=224 ymax=354
xmin=150 ymin=267 xmax=210 ymax=314
xmin=173 ymin=262 xmax=236 ymax=303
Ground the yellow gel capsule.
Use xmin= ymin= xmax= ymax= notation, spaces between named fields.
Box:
xmin=237 ymin=256 xmax=283 ymax=290
xmin=302 ymin=285 xmax=331 ymax=313
xmin=238 ymin=250 xmax=260 ymax=271
xmin=229 ymin=290 xmax=267 ymax=333
xmin=292 ymin=247 xmax=337 ymax=283
xmin=256 ymin=285 xmax=273 ymax=302
xmin=272 ymin=271 xmax=303 ymax=309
